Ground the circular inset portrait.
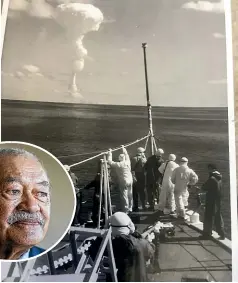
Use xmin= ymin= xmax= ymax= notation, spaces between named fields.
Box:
xmin=0 ymin=142 xmax=76 ymax=261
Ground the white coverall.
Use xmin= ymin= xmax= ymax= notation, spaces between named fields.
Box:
xmin=171 ymin=164 xmax=198 ymax=218
xmin=108 ymin=148 xmax=133 ymax=213
xmin=158 ymin=160 xmax=179 ymax=213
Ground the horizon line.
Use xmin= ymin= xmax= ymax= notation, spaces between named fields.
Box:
xmin=1 ymin=98 xmax=228 ymax=109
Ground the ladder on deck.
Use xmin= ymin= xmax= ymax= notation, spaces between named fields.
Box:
xmin=2 ymin=227 xmax=117 ymax=282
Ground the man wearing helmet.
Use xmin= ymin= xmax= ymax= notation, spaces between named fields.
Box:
xmin=88 ymin=212 xmax=155 ymax=282
xmin=144 ymin=148 xmax=165 ymax=210
xmin=131 ymin=147 xmax=147 ymax=211
xmin=199 ymin=164 xmax=225 ymax=240
xmin=171 ymin=157 xmax=198 ymax=219
xmin=107 ymin=146 xmax=133 ymax=213
xmin=158 ymin=154 xmax=179 ymax=215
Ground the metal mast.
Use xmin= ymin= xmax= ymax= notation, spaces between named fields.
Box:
xmin=142 ymin=43 xmax=155 ymax=156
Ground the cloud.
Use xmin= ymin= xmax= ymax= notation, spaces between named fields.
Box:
xmin=49 ymin=0 xmax=95 ymax=3
xmin=27 ymin=0 xmax=55 ymax=19
xmin=15 ymin=71 xmax=25 ymax=78
xmin=1 ymin=71 xmax=15 ymax=77
xmin=9 ymin=0 xmax=55 ymax=19
xmin=9 ymin=0 xmax=29 ymax=11
xmin=8 ymin=0 xmax=112 ymax=23
xmin=2 ymin=67 xmax=44 ymax=79
xmin=13 ymin=65 xmax=44 ymax=78
xmin=182 ymin=0 xmax=224 ymax=13
xmin=213 ymin=32 xmax=225 ymax=39
xmin=22 ymin=65 xmax=40 ymax=73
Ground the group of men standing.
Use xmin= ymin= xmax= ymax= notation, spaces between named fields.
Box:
xmin=66 ymin=144 xmax=226 ymax=240
xmin=108 ymin=146 xmax=198 ymax=220
xmin=108 ymin=146 xmax=225 ymax=239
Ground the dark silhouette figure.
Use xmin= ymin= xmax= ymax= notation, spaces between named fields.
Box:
xmin=200 ymin=164 xmax=225 ymax=240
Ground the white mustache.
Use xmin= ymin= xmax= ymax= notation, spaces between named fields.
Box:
xmin=7 ymin=212 xmax=45 ymax=226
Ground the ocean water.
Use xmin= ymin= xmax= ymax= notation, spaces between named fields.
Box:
xmin=1 ymin=100 xmax=231 ymax=239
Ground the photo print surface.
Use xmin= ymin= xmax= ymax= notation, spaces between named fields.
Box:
xmin=1 ymin=0 xmax=235 ymax=282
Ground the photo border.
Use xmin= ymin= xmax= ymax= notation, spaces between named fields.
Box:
xmin=225 ymin=0 xmax=238 ymax=282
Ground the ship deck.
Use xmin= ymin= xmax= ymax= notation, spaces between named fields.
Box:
xmin=1 ymin=206 xmax=232 ymax=282
xmin=132 ymin=209 xmax=232 ymax=282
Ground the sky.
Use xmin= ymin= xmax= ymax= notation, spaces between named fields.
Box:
xmin=2 ymin=0 xmax=228 ymax=107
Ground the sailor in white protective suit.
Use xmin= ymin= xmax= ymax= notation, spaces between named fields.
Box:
xmin=171 ymin=157 xmax=198 ymax=219
xmin=107 ymin=146 xmax=133 ymax=213
xmin=158 ymin=154 xmax=179 ymax=215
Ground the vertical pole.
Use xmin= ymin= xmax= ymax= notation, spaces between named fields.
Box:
xmin=142 ymin=43 xmax=154 ymax=156
xmin=107 ymin=233 xmax=118 ymax=281
xmin=106 ymin=163 xmax=112 ymax=216
xmin=69 ymin=231 xmax=79 ymax=271
xmin=103 ymin=155 xmax=109 ymax=227
xmin=97 ymin=159 xmax=104 ymax=229
xmin=47 ymin=251 xmax=56 ymax=275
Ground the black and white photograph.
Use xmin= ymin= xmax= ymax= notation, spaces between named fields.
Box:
xmin=0 ymin=0 xmax=237 ymax=281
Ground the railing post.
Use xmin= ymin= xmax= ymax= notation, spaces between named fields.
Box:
xmin=47 ymin=251 xmax=56 ymax=275
xmin=104 ymin=159 xmax=112 ymax=216
xmin=107 ymin=232 xmax=118 ymax=282
xmin=69 ymin=231 xmax=79 ymax=271
xmin=103 ymin=155 xmax=109 ymax=227
xmin=97 ymin=159 xmax=104 ymax=229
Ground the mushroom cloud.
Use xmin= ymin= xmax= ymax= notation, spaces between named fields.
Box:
xmin=56 ymin=3 xmax=104 ymax=99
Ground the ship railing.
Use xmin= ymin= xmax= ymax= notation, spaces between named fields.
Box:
xmin=3 ymin=227 xmax=117 ymax=282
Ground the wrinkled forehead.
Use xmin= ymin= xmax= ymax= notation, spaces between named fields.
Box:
xmin=0 ymin=155 xmax=49 ymax=183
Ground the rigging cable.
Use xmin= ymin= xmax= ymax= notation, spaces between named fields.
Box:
xmin=69 ymin=134 xmax=150 ymax=168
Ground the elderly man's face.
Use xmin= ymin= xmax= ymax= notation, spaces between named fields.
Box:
xmin=0 ymin=155 xmax=50 ymax=249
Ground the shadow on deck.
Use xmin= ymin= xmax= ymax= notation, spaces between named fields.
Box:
xmin=130 ymin=209 xmax=232 ymax=282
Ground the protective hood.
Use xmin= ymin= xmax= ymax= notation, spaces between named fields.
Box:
xmin=211 ymin=170 xmax=222 ymax=181
xmin=118 ymin=153 xmax=125 ymax=162
xmin=108 ymin=212 xmax=135 ymax=236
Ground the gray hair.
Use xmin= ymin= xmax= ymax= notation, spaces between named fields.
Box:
xmin=0 ymin=148 xmax=38 ymax=160
xmin=0 ymin=147 xmax=50 ymax=182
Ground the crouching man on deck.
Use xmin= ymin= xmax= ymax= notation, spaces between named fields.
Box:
xmin=88 ymin=212 xmax=155 ymax=282
xmin=107 ymin=146 xmax=133 ymax=213
xmin=199 ymin=164 xmax=225 ymax=240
